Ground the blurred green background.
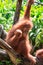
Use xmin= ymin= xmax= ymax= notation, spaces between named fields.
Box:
xmin=0 ymin=0 xmax=43 ymax=65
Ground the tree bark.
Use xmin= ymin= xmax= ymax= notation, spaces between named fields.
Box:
xmin=0 ymin=38 xmax=18 ymax=65
xmin=13 ymin=0 xmax=22 ymax=25
xmin=0 ymin=36 xmax=42 ymax=65
xmin=0 ymin=38 xmax=30 ymax=65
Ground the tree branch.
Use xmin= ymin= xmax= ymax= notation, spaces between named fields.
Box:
xmin=0 ymin=38 xmax=19 ymax=65
xmin=13 ymin=0 xmax=22 ymax=25
xmin=0 ymin=38 xmax=32 ymax=65
xmin=0 ymin=38 xmax=42 ymax=65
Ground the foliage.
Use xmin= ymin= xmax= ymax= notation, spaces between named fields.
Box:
xmin=0 ymin=0 xmax=43 ymax=65
xmin=0 ymin=0 xmax=43 ymax=49
xmin=35 ymin=30 xmax=43 ymax=47
xmin=0 ymin=0 xmax=43 ymax=47
xmin=39 ymin=0 xmax=43 ymax=2
xmin=0 ymin=61 xmax=13 ymax=65
xmin=29 ymin=5 xmax=43 ymax=48
xmin=0 ymin=0 xmax=16 ymax=31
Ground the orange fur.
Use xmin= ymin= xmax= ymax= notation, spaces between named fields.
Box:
xmin=36 ymin=49 xmax=43 ymax=59
xmin=5 ymin=0 xmax=36 ymax=64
